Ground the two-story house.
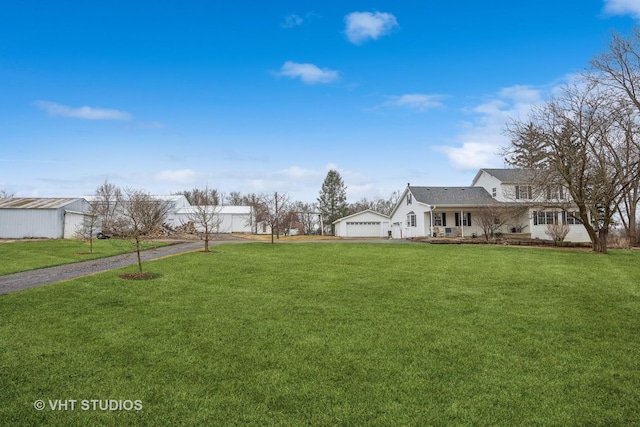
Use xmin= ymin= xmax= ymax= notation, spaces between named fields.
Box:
xmin=386 ymin=168 xmax=590 ymax=242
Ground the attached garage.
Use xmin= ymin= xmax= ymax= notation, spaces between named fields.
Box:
xmin=333 ymin=210 xmax=390 ymax=238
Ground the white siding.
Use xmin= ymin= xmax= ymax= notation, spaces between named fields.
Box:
xmin=472 ymin=171 xmax=503 ymax=201
xmin=389 ymin=190 xmax=431 ymax=238
xmin=173 ymin=206 xmax=252 ymax=233
xmin=0 ymin=199 xmax=90 ymax=239
xmin=334 ymin=210 xmax=390 ymax=237
xmin=0 ymin=209 xmax=62 ymax=238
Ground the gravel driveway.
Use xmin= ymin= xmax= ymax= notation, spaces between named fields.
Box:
xmin=0 ymin=237 xmax=415 ymax=296
xmin=0 ymin=241 xmax=210 ymax=295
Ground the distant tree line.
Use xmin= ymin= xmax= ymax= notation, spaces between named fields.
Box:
xmin=85 ymin=171 xmax=401 ymax=252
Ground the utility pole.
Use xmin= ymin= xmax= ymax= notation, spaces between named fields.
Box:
xmin=275 ymin=191 xmax=279 ymax=240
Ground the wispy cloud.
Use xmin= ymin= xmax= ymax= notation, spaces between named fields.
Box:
xmin=384 ymin=94 xmax=445 ymax=111
xmin=603 ymin=0 xmax=640 ymax=19
xmin=435 ymin=85 xmax=545 ymax=170
xmin=155 ymin=169 xmax=197 ymax=185
xmin=276 ymin=61 xmax=340 ymax=84
xmin=344 ymin=11 xmax=398 ymax=45
xmin=34 ymin=100 xmax=131 ymax=120
xmin=281 ymin=14 xmax=303 ymax=28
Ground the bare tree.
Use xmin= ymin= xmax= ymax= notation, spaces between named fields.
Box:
xmin=73 ymin=210 xmax=99 ymax=253
xmin=475 ymin=204 xmax=527 ymax=241
xmin=590 ymin=30 xmax=640 ymax=246
xmin=347 ymin=190 xmax=401 ymax=216
xmin=545 ymin=221 xmax=570 ymax=244
xmin=183 ymin=186 xmax=222 ymax=252
xmin=257 ymin=192 xmax=290 ymax=243
xmin=175 ymin=188 xmax=221 ymax=206
xmin=0 ymin=189 xmax=15 ymax=198
xmin=293 ymin=201 xmax=320 ymax=235
xmin=118 ymin=188 xmax=172 ymax=274
xmin=93 ymin=180 xmax=122 ymax=235
xmin=506 ymin=79 xmax=637 ymax=253
xmin=225 ymin=191 xmax=244 ymax=206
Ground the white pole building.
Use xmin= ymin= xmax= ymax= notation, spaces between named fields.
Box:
xmin=0 ymin=198 xmax=91 ymax=239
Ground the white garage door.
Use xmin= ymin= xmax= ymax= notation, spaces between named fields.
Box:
xmin=346 ymin=221 xmax=381 ymax=237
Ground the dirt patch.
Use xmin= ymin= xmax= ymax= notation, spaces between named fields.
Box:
xmin=119 ymin=272 xmax=159 ymax=280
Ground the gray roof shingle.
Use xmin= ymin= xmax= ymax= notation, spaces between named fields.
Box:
xmin=475 ymin=168 xmax=535 ymax=183
xmin=408 ymin=187 xmax=496 ymax=206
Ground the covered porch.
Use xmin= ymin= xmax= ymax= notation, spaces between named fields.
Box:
xmin=422 ymin=206 xmax=530 ymax=240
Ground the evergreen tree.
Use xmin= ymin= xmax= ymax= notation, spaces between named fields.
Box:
xmin=318 ymin=170 xmax=348 ymax=235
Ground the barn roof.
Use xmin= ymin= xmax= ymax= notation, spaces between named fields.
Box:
xmin=408 ymin=186 xmax=496 ymax=206
xmin=0 ymin=198 xmax=84 ymax=209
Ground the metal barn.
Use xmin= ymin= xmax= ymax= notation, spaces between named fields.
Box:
xmin=0 ymin=198 xmax=91 ymax=239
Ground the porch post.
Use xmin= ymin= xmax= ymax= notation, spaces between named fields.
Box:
xmin=460 ymin=210 xmax=464 ymax=238
xmin=429 ymin=208 xmax=434 ymax=237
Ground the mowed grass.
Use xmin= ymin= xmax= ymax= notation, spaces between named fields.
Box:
xmin=1 ymin=243 xmax=639 ymax=426
xmin=0 ymin=239 xmax=166 ymax=276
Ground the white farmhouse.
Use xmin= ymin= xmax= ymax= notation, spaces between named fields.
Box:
xmin=335 ymin=168 xmax=591 ymax=242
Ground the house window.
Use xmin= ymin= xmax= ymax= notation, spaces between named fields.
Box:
xmin=407 ymin=212 xmax=416 ymax=227
xmin=546 ymin=186 xmax=565 ymax=200
xmin=492 ymin=187 xmax=497 ymax=197
xmin=407 ymin=194 xmax=412 ymax=205
xmin=564 ymin=211 xmax=582 ymax=225
xmin=433 ymin=213 xmax=443 ymax=226
xmin=455 ymin=212 xmax=472 ymax=227
xmin=534 ymin=211 xmax=559 ymax=225
xmin=515 ymin=185 xmax=532 ymax=200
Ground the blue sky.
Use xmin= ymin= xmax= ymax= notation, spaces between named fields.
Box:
xmin=1 ymin=1 xmax=638 ymax=203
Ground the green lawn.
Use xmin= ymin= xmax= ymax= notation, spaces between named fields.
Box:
xmin=1 ymin=243 xmax=639 ymax=426
xmin=0 ymin=239 xmax=166 ymax=276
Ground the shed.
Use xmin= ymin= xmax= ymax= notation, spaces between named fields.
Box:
xmin=0 ymin=198 xmax=91 ymax=239
xmin=333 ymin=210 xmax=390 ymax=238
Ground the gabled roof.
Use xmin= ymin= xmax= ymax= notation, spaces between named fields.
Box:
xmin=0 ymin=198 xmax=85 ymax=209
xmin=409 ymin=186 xmax=496 ymax=206
xmin=471 ymin=168 xmax=535 ymax=185
xmin=332 ymin=209 xmax=389 ymax=224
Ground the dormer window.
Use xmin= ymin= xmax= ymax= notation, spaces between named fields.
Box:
xmin=492 ymin=187 xmax=497 ymax=197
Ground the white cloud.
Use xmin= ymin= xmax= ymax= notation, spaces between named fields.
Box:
xmin=281 ymin=14 xmax=303 ymax=28
xmin=603 ymin=0 xmax=640 ymax=19
xmin=155 ymin=169 xmax=197 ymax=185
xmin=344 ymin=11 xmax=398 ymax=44
xmin=384 ymin=93 xmax=445 ymax=111
xmin=276 ymin=61 xmax=340 ymax=84
xmin=435 ymin=85 xmax=545 ymax=170
xmin=34 ymin=100 xmax=131 ymax=120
